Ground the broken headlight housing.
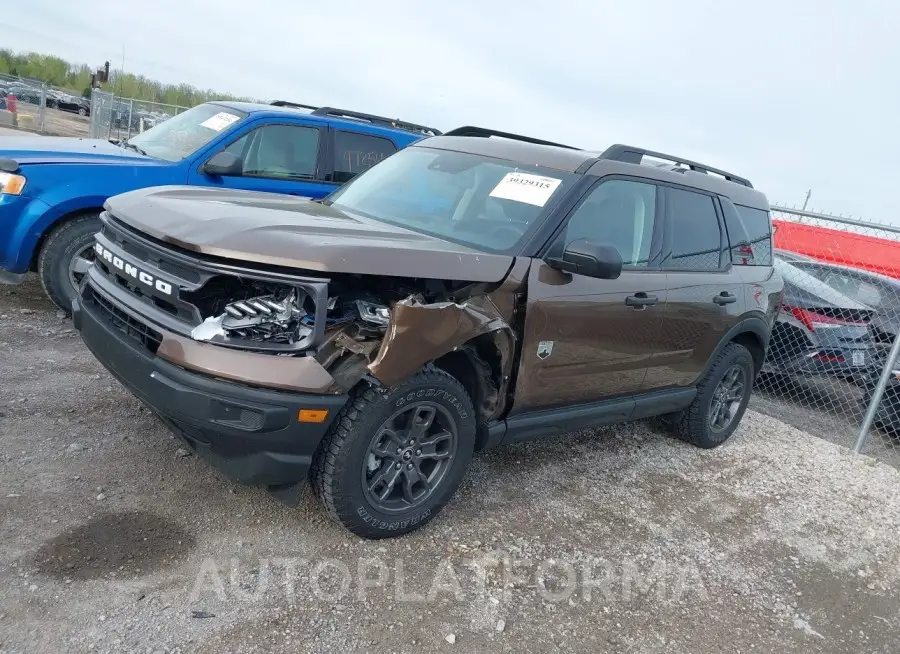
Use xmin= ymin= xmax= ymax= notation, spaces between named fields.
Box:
xmin=185 ymin=277 xmax=328 ymax=353
xmin=186 ymin=279 xmax=396 ymax=354
xmin=191 ymin=288 xmax=312 ymax=347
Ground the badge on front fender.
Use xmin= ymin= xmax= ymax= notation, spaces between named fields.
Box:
xmin=537 ymin=341 xmax=554 ymax=360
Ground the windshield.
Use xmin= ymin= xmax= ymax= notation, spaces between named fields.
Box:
xmin=126 ymin=103 xmax=246 ymax=162
xmin=327 ymin=147 xmax=577 ymax=253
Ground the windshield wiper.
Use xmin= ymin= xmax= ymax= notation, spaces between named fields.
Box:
xmin=120 ymin=141 xmax=149 ymax=157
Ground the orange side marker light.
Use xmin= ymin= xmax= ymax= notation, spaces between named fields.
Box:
xmin=298 ymin=409 xmax=329 ymax=423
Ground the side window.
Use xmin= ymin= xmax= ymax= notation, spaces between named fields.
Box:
xmin=332 ymin=131 xmax=397 ymax=184
xmin=223 ymin=133 xmax=249 ymax=158
xmin=558 ymin=179 xmax=658 ymax=267
xmin=666 ymin=188 xmax=724 ymax=270
xmin=220 ymin=124 xmax=320 ymax=179
xmin=733 ymin=204 xmax=773 ymax=266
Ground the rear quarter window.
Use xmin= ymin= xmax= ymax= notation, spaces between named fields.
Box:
xmin=721 ymin=199 xmax=773 ymax=266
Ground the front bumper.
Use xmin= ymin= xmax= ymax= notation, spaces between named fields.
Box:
xmin=72 ymin=289 xmax=348 ymax=488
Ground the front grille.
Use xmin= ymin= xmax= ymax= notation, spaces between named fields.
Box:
xmin=95 ymin=211 xmax=330 ymax=352
xmin=88 ymin=287 xmax=163 ymax=354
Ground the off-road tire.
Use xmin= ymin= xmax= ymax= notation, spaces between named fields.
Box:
xmin=673 ymin=342 xmax=754 ymax=448
xmin=310 ymin=368 xmax=476 ymax=539
xmin=37 ymin=214 xmax=101 ymax=314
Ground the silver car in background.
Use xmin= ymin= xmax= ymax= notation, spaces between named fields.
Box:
xmin=764 ymin=257 xmax=876 ymax=384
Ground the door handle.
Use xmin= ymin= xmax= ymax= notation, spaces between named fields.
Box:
xmin=625 ymin=292 xmax=659 ymax=308
xmin=713 ymin=292 xmax=738 ymax=305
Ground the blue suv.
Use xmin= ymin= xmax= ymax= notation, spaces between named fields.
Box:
xmin=0 ymin=101 xmax=439 ymax=311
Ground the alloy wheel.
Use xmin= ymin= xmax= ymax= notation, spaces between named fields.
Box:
xmin=362 ymin=402 xmax=458 ymax=513
xmin=67 ymin=244 xmax=95 ymax=291
xmin=709 ymin=364 xmax=747 ymax=432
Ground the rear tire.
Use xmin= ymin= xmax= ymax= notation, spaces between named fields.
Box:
xmin=673 ymin=342 xmax=754 ymax=448
xmin=37 ymin=214 xmax=101 ymax=314
xmin=310 ymin=368 xmax=476 ymax=539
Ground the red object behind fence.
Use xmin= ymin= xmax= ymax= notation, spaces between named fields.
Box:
xmin=773 ymin=219 xmax=900 ymax=280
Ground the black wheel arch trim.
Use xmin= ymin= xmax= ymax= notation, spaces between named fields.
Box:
xmin=701 ymin=315 xmax=770 ymax=382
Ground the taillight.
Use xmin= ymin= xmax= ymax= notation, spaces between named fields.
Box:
xmin=782 ymin=305 xmax=867 ymax=331
xmin=812 ymin=352 xmax=845 ymax=363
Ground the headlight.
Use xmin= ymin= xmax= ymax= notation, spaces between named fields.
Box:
xmin=0 ymin=172 xmax=26 ymax=195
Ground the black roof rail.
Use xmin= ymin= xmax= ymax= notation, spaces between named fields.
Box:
xmin=269 ymin=102 xmax=440 ymax=135
xmin=443 ymin=126 xmax=580 ymax=151
xmin=309 ymin=107 xmax=441 ymax=135
xmin=599 ymin=144 xmax=752 ymax=187
xmin=270 ymin=100 xmax=320 ymax=111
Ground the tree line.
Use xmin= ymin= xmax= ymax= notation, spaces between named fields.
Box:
xmin=0 ymin=49 xmax=251 ymax=108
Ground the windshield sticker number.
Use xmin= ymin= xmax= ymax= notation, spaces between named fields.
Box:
xmin=200 ymin=112 xmax=240 ymax=132
xmin=489 ymin=172 xmax=562 ymax=207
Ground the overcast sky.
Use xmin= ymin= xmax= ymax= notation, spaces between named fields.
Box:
xmin=4 ymin=0 xmax=897 ymax=223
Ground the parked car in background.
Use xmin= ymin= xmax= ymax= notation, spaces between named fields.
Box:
xmin=861 ymin=362 xmax=900 ymax=437
xmin=0 ymin=100 xmax=440 ymax=311
xmin=53 ymin=93 xmax=91 ymax=117
xmin=780 ymin=252 xmax=900 ymax=348
xmin=774 ymin=249 xmax=819 ymax=263
xmin=763 ymin=256 xmax=876 ymax=384
xmin=7 ymin=85 xmax=44 ymax=106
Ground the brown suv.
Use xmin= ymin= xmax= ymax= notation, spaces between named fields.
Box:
xmin=72 ymin=126 xmax=783 ymax=538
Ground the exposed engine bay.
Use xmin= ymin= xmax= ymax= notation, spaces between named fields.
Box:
xmin=179 ymin=270 xmax=516 ymax=421
xmin=185 ymin=274 xmax=460 ymax=349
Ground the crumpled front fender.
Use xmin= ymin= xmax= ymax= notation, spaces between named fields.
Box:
xmin=368 ymin=295 xmax=515 ymax=388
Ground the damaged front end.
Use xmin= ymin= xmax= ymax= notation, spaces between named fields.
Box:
xmin=91 ymin=214 xmax=521 ymax=417
xmin=176 ymin=269 xmax=518 ymax=416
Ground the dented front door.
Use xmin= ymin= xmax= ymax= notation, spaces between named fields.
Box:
xmin=510 ymin=262 xmax=668 ymax=414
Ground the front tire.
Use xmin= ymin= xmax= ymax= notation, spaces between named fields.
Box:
xmin=37 ymin=214 xmax=101 ymax=314
xmin=673 ymin=342 xmax=754 ymax=448
xmin=310 ymin=368 xmax=476 ymax=539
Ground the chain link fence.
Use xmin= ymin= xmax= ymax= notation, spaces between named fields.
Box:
xmin=89 ymin=89 xmax=188 ymax=141
xmin=0 ymin=77 xmax=187 ymax=138
xmin=752 ymin=205 xmax=900 ymax=467
xmin=0 ymin=72 xmax=93 ymax=136
xmin=0 ymin=72 xmax=48 ymax=133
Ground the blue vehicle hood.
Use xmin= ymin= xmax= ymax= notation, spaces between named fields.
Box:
xmin=0 ymin=136 xmax=159 ymax=166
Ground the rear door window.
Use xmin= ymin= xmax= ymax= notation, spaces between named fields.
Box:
xmin=332 ymin=131 xmax=397 ymax=184
xmin=664 ymin=188 xmax=724 ymax=270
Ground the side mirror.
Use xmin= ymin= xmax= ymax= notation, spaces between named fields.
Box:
xmin=201 ymin=151 xmax=243 ymax=177
xmin=547 ymin=239 xmax=623 ymax=279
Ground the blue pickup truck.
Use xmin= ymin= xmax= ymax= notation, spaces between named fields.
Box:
xmin=0 ymin=101 xmax=439 ymax=311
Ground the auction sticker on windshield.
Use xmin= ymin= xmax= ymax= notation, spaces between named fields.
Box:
xmin=489 ymin=172 xmax=562 ymax=207
xmin=200 ymin=112 xmax=240 ymax=132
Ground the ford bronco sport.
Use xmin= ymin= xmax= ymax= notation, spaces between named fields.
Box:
xmin=72 ymin=126 xmax=782 ymax=538
xmin=0 ymin=101 xmax=436 ymax=312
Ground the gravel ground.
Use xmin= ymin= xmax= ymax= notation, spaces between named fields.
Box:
xmin=751 ymin=377 xmax=900 ymax=470
xmin=1 ymin=276 xmax=899 ymax=654
xmin=11 ymin=103 xmax=90 ymax=137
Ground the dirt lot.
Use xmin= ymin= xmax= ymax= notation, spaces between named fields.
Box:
xmin=13 ymin=102 xmax=91 ymax=138
xmin=1 ymin=276 xmax=899 ymax=653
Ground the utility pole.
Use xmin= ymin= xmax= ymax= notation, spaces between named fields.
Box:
xmin=801 ymin=189 xmax=812 ymax=211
